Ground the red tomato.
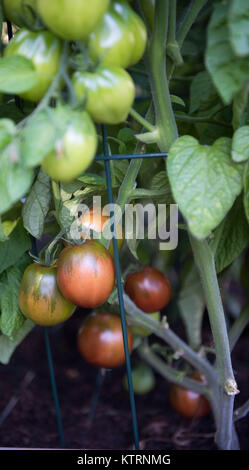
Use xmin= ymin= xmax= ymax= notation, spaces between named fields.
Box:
xmin=57 ymin=240 xmax=115 ymax=308
xmin=124 ymin=266 xmax=171 ymax=313
xmin=169 ymin=371 xmax=211 ymax=419
xmin=77 ymin=312 xmax=133 ymax=368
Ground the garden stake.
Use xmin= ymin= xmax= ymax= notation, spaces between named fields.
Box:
xmin=31 ymin=236 xmax=66 ymax=449
xmin=102 ymin=125 xmax=140 ymax=451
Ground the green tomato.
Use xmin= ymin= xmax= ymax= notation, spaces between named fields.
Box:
xmin=3 ymin=0 xmax=37 ymax=27
xmin=72 ymin=65 xmax=135 ymax=125
xmin=42 ymin=107 xmax=97 ymax=182
xmin=130 ymin=311 xmax=161 ymax=338
xmin=89 ymin=0 xmax=147 ymax=69
xmin=123 ymin=362 xmax=156 ymax=395
xmin=4 ymin=28 xmax=62 ymax=102
xmin=37 ymin=0 xmax=110 ymax=40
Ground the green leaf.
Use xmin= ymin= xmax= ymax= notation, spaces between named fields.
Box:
xmin=20 ymin=110 xmax=57 ymax=168
xmin=232 ymin=81 xmax=249 ymax=130
xmin=0 ymin=219 xmax=31 ymax=275
xmin=178 ymin=265 xmax=205 ymax=349
xmin=0 ymin=119 xmax=16 ymax=151
xmin=0 ymin=145 xmax=34 ymax=215
xmin=213 ymin=195 xmax=249 ymax=273
xmin=228 ymin=0 xmax=249 ymax=57
xmin=232 ymin=125 xmax=249 ymax=162
xmin=0 ymin=56 xmax=38 ymax=94
xmin=0 ymin=266 xmax=25 ymax=339
xmin=0 ymin=216 xmax=7 ymax=242
xmin=22 ymin=169 xmax=51 ymax=239
xmin=167 ymin=136 xmax=243 ymax=239
xmin=150 ymin=171 xmax=174 ymax=204
xmin=78 ymin=173 xmax=106 ymax=186
xmin=117 ymin=128 xmax=137 ymax=154
xmin=171 ymin=95 xmax=185 ymax=108
xmin=243 ymin=161 xmax=249 ymax=223
xmin=0 ymin=319 xmax=34 ymax=365
xmin=190 ymin=71 xmax=218 ymax=114
xmin=205 ymin=3 xmax=249 ymax=104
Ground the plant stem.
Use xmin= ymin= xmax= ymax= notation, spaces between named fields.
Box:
xmin=175 ymin=113 xmax=232 ymax=128
xmin=167 ymin=0 xmax=183 ymax=65
xmin=138 ymin=343 xmax=209 ymax=396
xmin=234 ymin=398 xmax=249 ymax=422
xmin=124 ymin=294 xmax=216 ymax=385
xmin=148 ymin=0 xmax=178 ymax=151
xmin=129 ymin=108 xmax=154 ymax=132
xmin=229 ymin=306 xmax=249 ymax=352
xmin=176 ymin=0 xmax=208 ymax=47
xmin=167 ymin=0 xmax=208 ymax=79
xmin=189 ymin=235 xmax=239 ymax=449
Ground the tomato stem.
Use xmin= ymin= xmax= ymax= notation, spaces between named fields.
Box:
xmin=189 ymin=234 xmax=239 ymax=449
xmin=129 ymin=108 xmax=155 ymax=132
xmin=138 ymin=343 xmax=209 ymax=396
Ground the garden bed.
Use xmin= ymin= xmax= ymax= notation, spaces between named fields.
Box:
xmin=0 ymin=311 xmax=248 ymax=451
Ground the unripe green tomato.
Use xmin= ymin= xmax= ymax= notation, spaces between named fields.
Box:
xmin=3 ymin=0 xmax=37 ymax=27
xmin=123 ymin=362 xmax=156 ymax=395
xmin=37 ymin=0 xmax=110 ymax=40
xmin=42 ymin=107 xmax=97 ymax=182
xmin=89 ymin=0 xmax=147 ymax=69
xmin=4 ymin=28 xmax=62 ymax=102
xmin=72 ymin=65 xmax=135 ymax=125
xmin=130 ymin=311 xmax=160 ymax=338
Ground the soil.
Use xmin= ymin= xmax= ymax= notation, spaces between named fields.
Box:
xmin=0 ymin=309 xmax=248 ymax=451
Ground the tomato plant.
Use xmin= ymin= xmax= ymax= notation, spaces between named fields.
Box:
xmin=37 ymin=0 xmax=110 ymax=41
xmin=18 ymin=263 xmax=76 ymax=326
xmin=125 ymin=266 xmax=171 ymax=313
xmin=89 ymin=0 xmax=147 ymax=69
xmin=57 ymin=240 xmax=115 ymax=308
xmin=77 ymin=311 xmax=133 ymax=368
xmin=1 ymin=0 xmax=249 ymax=452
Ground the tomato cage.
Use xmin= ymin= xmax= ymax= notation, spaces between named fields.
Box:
xmin=0 ymin=19 xmax=170 ymax=452
xmin=26 ymin=125 xmax=168 ymax=451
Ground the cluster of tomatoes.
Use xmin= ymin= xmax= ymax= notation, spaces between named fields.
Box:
xmin=3 ymin=0 xmax=147 ymax=182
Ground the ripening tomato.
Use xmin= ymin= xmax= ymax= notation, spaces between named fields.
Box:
xmin=89 ymin=0 xmax=147 ymax=69
xmin=77 ymin=312 xmax=133 ymax=368
xmin=169 ymin=371 xmax=211 ymax=419
xmin=78 ymin=207 xmax=124 ymax=257
xmin=37 ymin=0 xmax=110 ymax=40
xmin=4 ymin=28 xmax=62 ymax=102
xmin=72 ymin=65 xmax=135 ymax=125
xmin=130 ymin=311 xmax=160 ymax=337
xmin=41 ymin=107 xmax=97 ymax=182
xmin=3 ymin=0 xmax=37 ymax=27
xmin=57 ymin=240 xmax=115 ymax=308
xmin=18 ymin=263 xmax=76 ymax=326
xmin=124 ymin=266 xmax=171 ymax=313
